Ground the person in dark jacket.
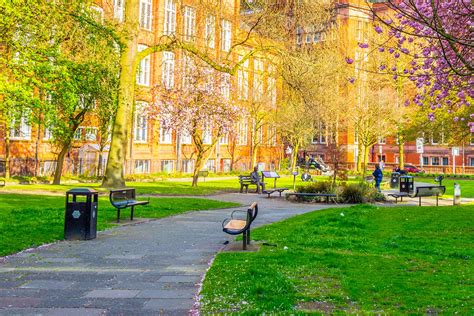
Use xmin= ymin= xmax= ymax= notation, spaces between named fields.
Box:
xmin=372 ymin=165 xmax=383 ymax=192
xmin=250 ymin=166 xmax=265 ymax=193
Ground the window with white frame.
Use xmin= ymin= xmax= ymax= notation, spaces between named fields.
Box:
xmin=469 ymin=157 xmax=474 ymax=166
xmin=182 ymin=54 xmax=194 ymax=89
xmin=356 ymin=20 xmax=362 ymax=40
xmin=43 ymin=126 xmax=53 ymax=140
xmin=85 ymin=127 xmax=98 ymax=141
xmin=113 ymin=0 xmax=125 ymax=22
xmin=183 ymin=6 xmax=196 ymax=41
xmin=442 ymin=157 xmax=449 ymax=165
xmin=423 ymin=156 xmax=429 ymax=165
xmin=73 ymin=127 xmax=85 ymax=141
xmin=202 ymin=124 xmax=212 ymax=145
xmin=219 ymin=132 xmax=229 ymax=145
xmin=431 ymin=157 xmax=440 ymax=165
xmin=10 ymin=113 xmax=31 ymax=140
xmin=237 ymin=56 xmax=249 ymax=100
xmin=237 ymin=120 xmax=248 ymax=145
xmin=312 ymin=122 xmax=326 ymax=144
xmin=139 ymin=0 xmax=152 ymax=30
xmin=296 ymin=27 xmax=303 ymax=44
xmin=40 ymin=160 xmax=57 ymax=176
xmin=182 ymin=159 xmax=194 ymax=173
xmin=221 ymin=19 xmax=232 ymax=52
xmin=253 ymin=59 xmax=264 ymax=101
xmin=221 ymin=73 xmax=231 ymax=99
xmin=205 ymin=15 xmax=215 ymax=48
xmin=268 ymin=76 xmax=277 ymax=107
xmin=135 ymin=160 xmax=150 ymax=174
xmin=161 ymin=160 xmax=174 ymax=173
xmin=180 ymin=129 xmax=192 ymax=145
xmin=267 ymin=125 xmax=277 ymax=145
xmin=160 ymin=120 xmax=172 ymax=144
xmin=162 ymin=51 xmax=175 ymax=89
xmin=205 ymin=159 xmax=215 ymax=172
xmin=222 ymin=159 xmax=231 ymax=172
xmin=134 ymin=102 xmax=148 ymax=142
xmin=163 ymin=0 xmax=176 ymax=36
xmin=136 ymin=44 xmax=150 ymax=86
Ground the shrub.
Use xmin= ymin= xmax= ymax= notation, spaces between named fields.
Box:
xmin=340 ymin=183 xmax=367 ymax=203
xmin=296 ymin=181 xmax=334 ymax=194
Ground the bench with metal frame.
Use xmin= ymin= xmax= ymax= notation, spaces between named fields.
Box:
xmin=434 ymin=175 xmax=444 ymax=186
xmin=286 ymin=192 xmax=337 ymax=203
xmin=222 ymin=202 xmax=258 ymax=250
xmin=109 ymin=188 xmax=150 ymax=223
xmin=261 ymin=171 xmax=288 ymax=198
xmin=238 ymin=175 xmax=258 ymax=193
xmin=389 ymin=185 xmax=446 ymax=206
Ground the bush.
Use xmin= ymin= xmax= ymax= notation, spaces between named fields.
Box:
xmin=340 ymin=183 xmax=386 ymax=203
xmin=296 ymin=181 xmax=334 ymax=194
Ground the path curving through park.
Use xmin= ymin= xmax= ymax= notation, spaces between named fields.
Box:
xmin=0 ymin=193 xmax=343 ymax=315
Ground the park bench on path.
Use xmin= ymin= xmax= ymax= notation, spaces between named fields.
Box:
xmin=261 ymin=171 xmax=289 ymax=198
xmin=286 ymin=192 xmax=337 ymax=203
xmin=238 ymin=175 xmax=258 ymax=193
xmin=388 ymin=185 xmax=446 ymax=206
xmin=198 ymin=170 xmax=209 ymax=182
xmin=109 ymin=188 xmax=150 ymax=223
xmin=222 ymin=202 xmax=258 ymax=250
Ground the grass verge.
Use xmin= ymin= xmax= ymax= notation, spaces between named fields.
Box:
xmin=0 ymin=194 xmax=237 ymax=257
xmin=201 ymin=204 xmax=473 ymax=314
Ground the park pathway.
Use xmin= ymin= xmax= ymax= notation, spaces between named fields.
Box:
xmin=0 ymin=193 xmax=342 ymax=315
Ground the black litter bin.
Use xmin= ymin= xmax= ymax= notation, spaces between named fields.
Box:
xmin=390 ymin=172 xmax=400 ymax=189
xmin=399 ymin=176 xmax=414 ymax=194
xmin=65 ymin=188 xmax=98 ymax=240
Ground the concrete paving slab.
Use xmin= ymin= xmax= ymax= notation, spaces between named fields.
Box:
xmin=0 ymin=192 xmax=343 ymax=313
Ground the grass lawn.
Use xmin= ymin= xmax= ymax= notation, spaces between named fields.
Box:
xmin=201 ymin=205 xmax=473 ymax=314
xmin=0 ymin=175 xmax=335 ymax=196
xmin=0 ymin=194 xmax=237 ymax=257
xmin=414 ymin=176 xmax=474 ymax=198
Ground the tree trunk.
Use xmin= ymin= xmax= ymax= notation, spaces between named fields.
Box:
xmin=4 ymin=128 xmax=10 ymax=179
xmin=290 ymin=142 xmax=299 ymax=172
xmin=53 ymin=145 xmax=69 ymax=185
xmin=192 ymin=151 xmax=205 ymax=187
xmin=356 ymin=141 xmax=362 ymax=172
xmin=398 ymin=134 xmax=404 ymax=169
xmin=362 ymin=144 xmax=370 ymax=177
xmin=251 ymin=143 xmax=258 ymax=169
xmin=35 ymin=123 xmax=40 ymax=176
xmin=101 ymin=0 xmax=139 ymax=188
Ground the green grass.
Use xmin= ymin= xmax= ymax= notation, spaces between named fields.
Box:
xmin=201 ymin=205 xmax=473 ymax=314
xmin=0 ymin=175 xmax=337 ymax=196
xmin=0 ymin=194 xmax=237 ymax=257
xmin=414 ymin=176 xmax=474 ymax=198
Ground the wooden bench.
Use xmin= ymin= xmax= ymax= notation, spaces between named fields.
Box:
xmin=198 ymin=170 xmax=209 ymax=182
xmin=286 ymin=192 xmax=337 ymax=203
xmin=261 ymin=171 xmax=288 ymax=198
xmin=238 ymin=175 xmax=257 ymax=193
xmin=389 ymin=186 xmax=446 ymax=206
xmin=109 ymin=188 xmax=149 ymax=223
xmin=222 ymin=202 xmax=258 ymax=250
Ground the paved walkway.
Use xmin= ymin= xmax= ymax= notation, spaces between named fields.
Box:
xmin=0 ymin=194 xmax=343 ymax=315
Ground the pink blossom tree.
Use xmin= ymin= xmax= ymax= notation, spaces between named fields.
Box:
xmin=152 ymin=62 xmax=242 ymax=186
xmin=366 ymin=0 xmax=473 ymax=128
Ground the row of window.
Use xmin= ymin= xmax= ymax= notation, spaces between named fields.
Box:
xmin=112 ymin=0 xmax=232 ymax=51
xmin=133 ymin=101 xmax=277 ymax=145
xmin=134 ymin=158 xmax=234 ymax=174
xmin=136 ymin=51 xmax=277 ymax=107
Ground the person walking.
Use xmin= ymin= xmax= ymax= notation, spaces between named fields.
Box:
xmin=372 ymin=165 xmax=383 ymax=192
xmin=250 ymin=166 xmax=265 ymax=193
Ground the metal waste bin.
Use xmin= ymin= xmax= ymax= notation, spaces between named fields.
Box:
xmin=399 ymin=176 xmax=414 ymax=194
xmin=390 ymin=172 xmax=400 ymax=189
xmin=65 ymin=188 xmax=98 ymax=240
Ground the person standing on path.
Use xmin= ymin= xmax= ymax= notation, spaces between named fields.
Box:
xmin=250 ymin=166 xmax=265 ymax=193
xmin=372 ymin=165 xmax=383 ymax=192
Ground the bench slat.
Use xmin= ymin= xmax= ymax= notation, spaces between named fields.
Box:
xmin=224 ymin=219 xmax=247 ymax=230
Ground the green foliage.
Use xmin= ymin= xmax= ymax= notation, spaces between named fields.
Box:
xmin=201 ymin=205 xmax=473 ymax=313
xmin=0 ymin=194 xmax=237 ymax=257
xmin=296 ymin=181 xmax=334 ymax=194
